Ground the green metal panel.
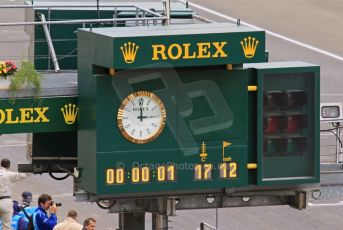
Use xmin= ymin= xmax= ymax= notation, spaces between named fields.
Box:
xmin=99 ymin=68 xmax=250 ymax=195
xmin=0 ymin=96 xmax=77 ymax=134
xmin=77 ymin=29 xmax=98 ymax=194
xmin=78 ymin=66 xmax=251 ymax=195
xmin=254 ymin=64 xmax=320 ymax=185
xmin=113 ymin=33 xmax=265 ymax=69
xmin=77 ymin=24 xmax=256 ymax=194
xmin=78 ymin=18 xmax=259 ymax=198
xmin=81 ymin=23 xmax=265 ymax=69
xmin=77 ymin=24 xmax=319 ymax=197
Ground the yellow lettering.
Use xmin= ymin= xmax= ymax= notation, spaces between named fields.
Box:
xmin=182 ymin=43 xmax=196 ymax=59
xmin=152 ymin=41 xmax=228 ymax=60
xmin=152 ymin=44 xmax=167 ymax=61
xmin=0 ymin=110 xmax=5 ymax=124
xmin=167 ymin=44 xmax=182 ymax=60
xmin=197 ymin=42 xmax=211 ymax=58
xmin=34 ymin=107 xmax=49 ymax=123
xmin=5 ymin=109 xmax=19 ymax=124
xmin=19 ymin=108 xmax=34 ymax=123
xmin=212 ymin=42 xmax=228 ymax=57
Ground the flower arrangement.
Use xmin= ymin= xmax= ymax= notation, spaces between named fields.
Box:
xmin=0 ymin=60 xmax=17 ymax=78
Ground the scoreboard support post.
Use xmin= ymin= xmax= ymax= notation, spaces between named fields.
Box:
xmin=118 ymin=212 xmax=169 ymax=230
xmin=114 ymin=197 xmax=175 ymax=230
xmin=152 ymin=214 xmax=169 ymax=230
xmin=119 ymin=212 xmax=146 ymax=230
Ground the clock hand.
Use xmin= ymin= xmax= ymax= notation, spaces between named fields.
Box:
xmin=138 ymin=107 xmax=144 ymax=122
xmin=137 ymin=114 xmax=158 ymax=120
xmin=145 ymin=115 xmax=160 ymax=119
xmin=138 ymin=98 xmax=145 ymax=122
xmin=137 ymin=107 xmax=148 ymax=121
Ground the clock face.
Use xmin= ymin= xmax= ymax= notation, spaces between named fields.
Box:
xmin=117 ymin=91 xmax=167 ymax=144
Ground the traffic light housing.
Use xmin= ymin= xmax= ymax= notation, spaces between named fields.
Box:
xmin=256 ymin=64 xmax=320 ymax=185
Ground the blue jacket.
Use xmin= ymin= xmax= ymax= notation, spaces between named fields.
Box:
xmin=0 ymin=206 xmax=36 ymax=230
xmin=33 ymin=207 xmax=57 ymax=230
xmin=18 ymin=206 xmax=36 ymax=230
xmin=0 ymin=214 xmax=24 ymax=230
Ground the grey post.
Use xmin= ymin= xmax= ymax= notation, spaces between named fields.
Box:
xmin=39 ymin=14 xmax=60 ymax=72
xmin=119 ymin=212 xmax=146 ymax=230
xmin=152 ymin=213 xmax=168 ymax=230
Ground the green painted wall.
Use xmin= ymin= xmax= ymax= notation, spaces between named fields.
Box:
xmin=0 ymin=96 xmax=77 ymax=134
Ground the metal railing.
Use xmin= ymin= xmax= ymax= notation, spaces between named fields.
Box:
xmin=0 ymin=4 xmax=165 ymax=17
xmin=39 ymin=14 xmax=60 ymax=72
xmin=0 ymin=16 xmax=167 ymax=27
xmin=0 ymin=3 xmax=168 ymax=27
xmin=0 ymin=2 xmax=170 ymax=72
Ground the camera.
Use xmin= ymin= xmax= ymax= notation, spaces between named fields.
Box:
xmin=50 ymin=201 xmax=62 ymax=207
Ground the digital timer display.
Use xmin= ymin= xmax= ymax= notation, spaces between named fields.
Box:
xmin=105 ymin=162 xmax=238 ymax=185
xmin=106 ymin=165 xmax=177 ymax=184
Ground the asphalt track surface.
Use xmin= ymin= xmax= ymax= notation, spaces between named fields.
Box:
xmin=1 ymin=0 xmax=343 ymax=229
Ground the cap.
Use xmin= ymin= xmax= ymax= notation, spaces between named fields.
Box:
xmin=21 ymin=191 xmax=32 ymax=204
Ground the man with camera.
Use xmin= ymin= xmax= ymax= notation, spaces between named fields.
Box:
xmin=33 ymin=194 xmax=59 ymax=230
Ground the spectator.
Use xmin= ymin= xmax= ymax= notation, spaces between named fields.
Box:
xmin=33 ymin=194 xmax=58 ymax=230
xmin=53 ymin=210 xmax=82 ymax=230
xmin=82 ymin=218 xmax=96 ymax=230
xmin=13 ymin=191 xmax=32 ymax=216
xmin=0 ymin=158 xmax=29 ymax=230
xmin=17 ymin=191 xmax=35 ymax=230
xmin=21 ymin=191 xmax=33 ymax=208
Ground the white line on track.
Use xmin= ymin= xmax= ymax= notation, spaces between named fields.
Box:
xmin=179 ymin=0 xmax=343 ymax=62
xmin=321 ymin=94 xmax=343 ymax=96
xmin=308 ymin=201 xmax=343 ymax=207
xmin=0 ymin=143 xmax=27 ymax=147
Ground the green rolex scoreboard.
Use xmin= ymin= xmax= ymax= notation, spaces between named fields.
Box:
xmin=77 ymin=23 xmax=319 ymax=197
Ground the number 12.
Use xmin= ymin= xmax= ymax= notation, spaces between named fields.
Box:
xmin=220 ymin=162 xmax=237 ymax=178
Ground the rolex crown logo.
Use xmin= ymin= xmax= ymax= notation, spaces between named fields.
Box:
xmin=61 ymin=103 xmax=78 ymax=125
xmin=120 ymin=42 xmax=139 ymax=64
xmin=241 ymin=36 xmax=259 ymax=58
